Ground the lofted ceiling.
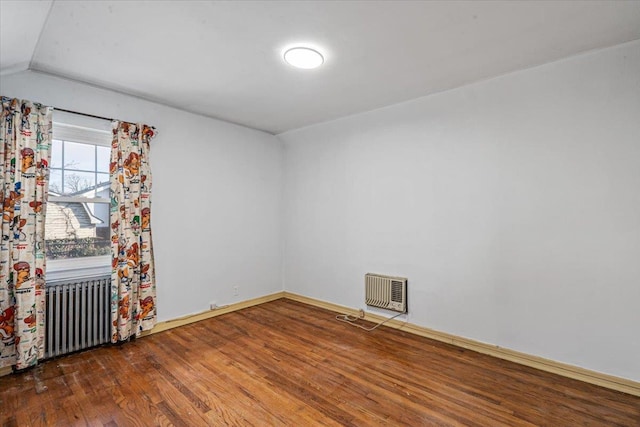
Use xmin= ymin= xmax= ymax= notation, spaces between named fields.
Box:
xmin=1 ymin=1 xmax=640 ymax=134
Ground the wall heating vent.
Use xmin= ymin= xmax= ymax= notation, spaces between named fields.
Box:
xmin=45 ymin=276 xmax=111 ymax=359
xmin=365 ymin=273 xmax=407 ymax=313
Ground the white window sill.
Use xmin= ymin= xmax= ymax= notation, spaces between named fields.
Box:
xmin=47 ymin=255 xmax=111 ymax=284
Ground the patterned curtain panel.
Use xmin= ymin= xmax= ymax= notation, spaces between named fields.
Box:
xmin=110 ymin=121 xmax=156 ymax=342
xmin=0 ymin=97 xmax=52 ymax=370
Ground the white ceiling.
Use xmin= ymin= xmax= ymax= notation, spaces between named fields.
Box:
xmin=0 ymin=0 xmax=52 ymax=75
xmin=1 ymin=1 xmax=639 ymax=134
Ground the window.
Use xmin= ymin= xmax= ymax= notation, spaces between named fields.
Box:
xmin=46 ymin=122 xmax=112 ymax=281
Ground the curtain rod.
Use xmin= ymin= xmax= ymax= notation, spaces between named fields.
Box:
xmin=54 ymin=107 xmax=114 ymax=122
xmin=54 ymin=107 xmax=156 ymax=130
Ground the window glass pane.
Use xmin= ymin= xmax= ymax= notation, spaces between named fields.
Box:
xmin=63 ymin=171 xmax=95 ymax=196
xmin=97 ymin=146 xmax=110 ymax=173
xmin=64 ymin=141 xmax=95 ymax=171
xmin=45 ymin=201 xmax=110 ymax=260
xmin=96 ymin=173 xmax=110 ymax=197
xmin=49 ymin=169 xmax=62 ymax=195
xmin=51 ymin=139 xmax=63 ymax=168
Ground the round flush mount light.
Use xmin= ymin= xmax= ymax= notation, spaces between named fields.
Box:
xmin=283 ymin=47 xmax=324 ymax=69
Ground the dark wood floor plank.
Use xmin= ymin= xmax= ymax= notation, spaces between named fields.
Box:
xmin=146 ymin=334 xmax=265 ymax=425
xmin=195 ymin=338 xmax=340 ymax=426
xmin=1 ymin=298 xmax=639 ymax=426
xmin=28 ymin=398 xmax=61 ymax=427
xmin=262 ymin=299 xmax=640 ymax=425
xmin=244 ymin=304 xmax=512 ymax=425
xmin=231 ymin=308 xmax=476 ymax=426
xmin=244 ymin=303 xmax=525 ymax=425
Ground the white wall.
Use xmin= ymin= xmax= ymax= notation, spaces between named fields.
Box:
xmin=1 ymin=71 xmax=284 ymax=322
xmin=280 ymin=41 xmax=640 ymax=382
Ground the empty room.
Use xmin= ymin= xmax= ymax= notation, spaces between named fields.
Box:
xmin=1 ymin=1 xmax=639 ymax=425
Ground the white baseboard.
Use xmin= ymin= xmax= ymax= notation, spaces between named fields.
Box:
xmin=140 ymin=291 xmax=286 ymax=336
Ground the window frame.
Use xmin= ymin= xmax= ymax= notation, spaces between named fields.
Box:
xmin=47 ymin=121 xmax=112 ymax=281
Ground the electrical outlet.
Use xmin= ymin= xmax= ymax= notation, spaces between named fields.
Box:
xmin=233 ymin=286 xmax=239 ymax=296
xmin=358 ymin=309 xmax=365 ymax=319
xmin=210 ymin=302 xmax=218 ymax=310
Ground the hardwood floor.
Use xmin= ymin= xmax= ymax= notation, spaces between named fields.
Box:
xmin=1 ymin=299 xmax=638 ymax=426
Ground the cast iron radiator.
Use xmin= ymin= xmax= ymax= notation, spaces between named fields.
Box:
xmin=44 ymin=275 xmax=111 ymax=359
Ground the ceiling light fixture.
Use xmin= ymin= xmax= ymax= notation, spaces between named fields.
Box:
xmin=283 ymin=47 xmax=324 ymax=69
